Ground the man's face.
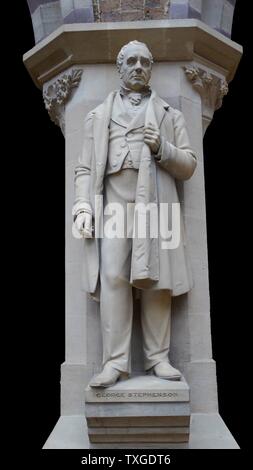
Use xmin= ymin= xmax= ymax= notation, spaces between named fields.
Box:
xmin=120 ymin=44 xmax=152 ymax=91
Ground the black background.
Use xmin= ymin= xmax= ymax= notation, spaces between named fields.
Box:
xmin=14 ymin=0 xmax=249 ymax=455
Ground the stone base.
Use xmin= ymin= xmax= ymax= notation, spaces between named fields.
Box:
xmin=42 ymin=413 xmax=239 ymax=449
xmin=88 ymin=426 xmax=189 ymax=444
xmin=85 ymin=376 xmax=190 ymax=444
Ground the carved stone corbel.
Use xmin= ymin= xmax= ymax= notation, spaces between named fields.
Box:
xmin=43 ymin=68 xmax=83 ymax=135
xmin=184 ymin=66 xmax=229 ymax=133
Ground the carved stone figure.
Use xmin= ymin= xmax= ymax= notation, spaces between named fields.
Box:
xmin=72 ymin=41 xmax=197 ymax=388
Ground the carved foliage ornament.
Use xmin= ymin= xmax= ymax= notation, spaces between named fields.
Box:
xmin=43 ymin=69 xmax=83 ymax=134
xmin=184 ymin=66 xmax=229 ymax=111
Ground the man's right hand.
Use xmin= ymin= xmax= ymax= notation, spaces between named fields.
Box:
xmin=72 ymin=211 xmax=93 ymax=239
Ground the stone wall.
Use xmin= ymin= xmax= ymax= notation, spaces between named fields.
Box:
xmin=202 ymin=0 xmax=236 ymax=37
xmin=93 ymin=0 xmax=170 ymax=22
xmin=27 ymin=1 xmax=62 ymax=42
xmin=27 ymin=0 xmax=237 ymax=43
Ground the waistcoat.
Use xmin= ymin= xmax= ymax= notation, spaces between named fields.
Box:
xmin=106 ymin=92 xmax=148 ymax=176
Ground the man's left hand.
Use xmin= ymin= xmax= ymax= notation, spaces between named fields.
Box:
xmin=143 ymin=123 xmax=161 ymax=155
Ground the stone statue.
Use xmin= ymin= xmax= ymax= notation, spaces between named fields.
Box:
xmin=72 ymin=41 xmax=197 ymax=388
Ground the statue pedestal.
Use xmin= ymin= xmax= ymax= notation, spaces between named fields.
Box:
xmin=43 ymin=413 xmax=239 ymax=449
xmin=85 ymin=376 xmax=190 ymax=444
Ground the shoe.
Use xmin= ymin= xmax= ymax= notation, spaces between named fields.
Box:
xmin=89 ymin=363 xmax=122 ymax=388
xmin=153 ymin=361 xmax=182 ymax=381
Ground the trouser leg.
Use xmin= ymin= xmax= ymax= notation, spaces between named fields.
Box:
xmin=99 ymin=170 xmax=138 ymax=374
xmin=100 ymin=237 xmax=133 ymax=373
xmin=140 ymin=289 xmax=172 ymax=371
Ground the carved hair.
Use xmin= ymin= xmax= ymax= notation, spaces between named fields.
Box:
xmin=116 ymin=40 xmax=154 ymax=73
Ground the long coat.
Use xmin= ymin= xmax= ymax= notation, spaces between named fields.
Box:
xmin=73 ymin=91 xmax=197 ymax=299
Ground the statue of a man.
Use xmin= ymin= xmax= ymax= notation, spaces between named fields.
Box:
xmin=72 ymin=41 xmax=197 ymax=387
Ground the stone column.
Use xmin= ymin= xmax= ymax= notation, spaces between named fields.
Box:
xmin=24 ymin=3 xmax=242 ymax=449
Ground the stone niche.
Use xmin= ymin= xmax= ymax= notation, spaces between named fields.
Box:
xmin=24 ymin=1 xmax=242 ymax=449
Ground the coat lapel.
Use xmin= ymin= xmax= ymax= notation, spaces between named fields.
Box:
xmin=125 ymin=91 xmax=169 ymax=134
xmin=110 ymin=90 xmax=169 ymax=134
xmin=93 ymin=91 xmax=117 ymax=193
xmin=146 ymin=91 xmax=169 ymax=129
xmin=111 ymin=92 xmax=147 ymax=132
xmin=111 ymin=92 xmax=132 ymax=128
